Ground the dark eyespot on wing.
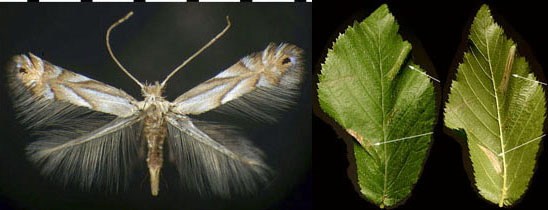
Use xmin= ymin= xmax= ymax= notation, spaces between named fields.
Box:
xmin=282 ymin=57 xmax=291 ymax=65
xmin=19 ymin=67 xmax=28 ymax=74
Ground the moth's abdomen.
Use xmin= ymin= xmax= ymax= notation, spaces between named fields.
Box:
xmin=143 ymin=105 xmax=167 ymax=196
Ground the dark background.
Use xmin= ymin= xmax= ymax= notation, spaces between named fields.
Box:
xmin=313 ymin=0 xmax=548 ymax=209
xmin=0 ymin=3 xmax=311 ymax=210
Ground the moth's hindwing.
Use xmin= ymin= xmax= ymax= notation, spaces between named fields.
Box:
xmin=166 ymin=113 xmax=270 ymax=197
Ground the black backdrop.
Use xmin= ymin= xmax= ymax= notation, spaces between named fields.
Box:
xmin=313 ymin=0 xmax=548 ymax=209
xmin=2 ymin=1 xmax=548 ymax=209
xmin=0 ymin=3 xmax=311 ymax=210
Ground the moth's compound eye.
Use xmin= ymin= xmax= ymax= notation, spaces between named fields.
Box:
xmin=281 ymin=57 xmax=291 ymax=65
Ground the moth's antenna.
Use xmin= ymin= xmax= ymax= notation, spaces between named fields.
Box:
xmin=106 ymin=11 xmax=144 ymax=88
xmin=160 ymin=16 xmax=231 ymax=88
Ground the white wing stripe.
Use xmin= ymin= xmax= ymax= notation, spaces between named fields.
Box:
xmin=51 ymin=66 xmax=63 ymax=78
xmin=261 ymin=48 xmax=268 ymax=65
xmin=43 ymin=83 xmax=54 ymax=99
xmin=221 ymin=77 xmax=256 ymax=104
xmin=58 ymin=84 xmax=93 ymax=108
xmin=78 ymin=88 xmax=133 ymax=105
xmin=173 ymin=83 xmax=232 ymax=114
xmin=241 ymin=56 xmax=255 ymax=70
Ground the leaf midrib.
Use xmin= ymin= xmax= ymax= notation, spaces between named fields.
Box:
xmin=484 ymin=30 xmax=508 ymax=206
xmin=374 ymin=20 xmax=389 ymax=205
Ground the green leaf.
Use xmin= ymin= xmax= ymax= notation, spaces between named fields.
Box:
xmin=444 ymin=5 xmax=546 ymax=207
xmin=317 ymin=4 xmax=436 ymax=208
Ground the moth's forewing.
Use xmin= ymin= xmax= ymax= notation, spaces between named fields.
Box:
xmin=9 ymin=53 xmax=138 ymax=117
xmin=170 ymin=43 xmax=304 ymax=122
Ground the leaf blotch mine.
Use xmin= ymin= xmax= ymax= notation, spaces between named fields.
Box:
xmin=347 ymin=129 xmax=365 ymax=147
xmin=478 ymin=144 xmax=502 ymax=174
xmin=499 ymin=44 xmax=516 ymax=93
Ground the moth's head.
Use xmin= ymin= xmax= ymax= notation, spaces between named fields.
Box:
xmin=9 ymin=53 xmax=46 ymax=88
xmin=142 ymin=81 xmax=164 ymax=99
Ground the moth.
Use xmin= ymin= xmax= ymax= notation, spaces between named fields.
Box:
xmin=6 ymin=12 xmax=304 ymax=197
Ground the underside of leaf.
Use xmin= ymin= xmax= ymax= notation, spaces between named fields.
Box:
xmin=317 ymin=4 xmax=436 ymax=208
xmin=444 ymin=5 xmax=546 ymax=207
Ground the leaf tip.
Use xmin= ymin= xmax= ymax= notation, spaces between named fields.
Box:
xmin=472 ymin=4 xmax=496 ymax=31
xmin=376 ymin=4 xmax=390 ymax=13
xmin=370 ymin=4 xmax=392 ymax=21
xmin=478 ymin=4 xmax=492 ymax=18
xmin=479 ymin=4 xmax=490 ymax=11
